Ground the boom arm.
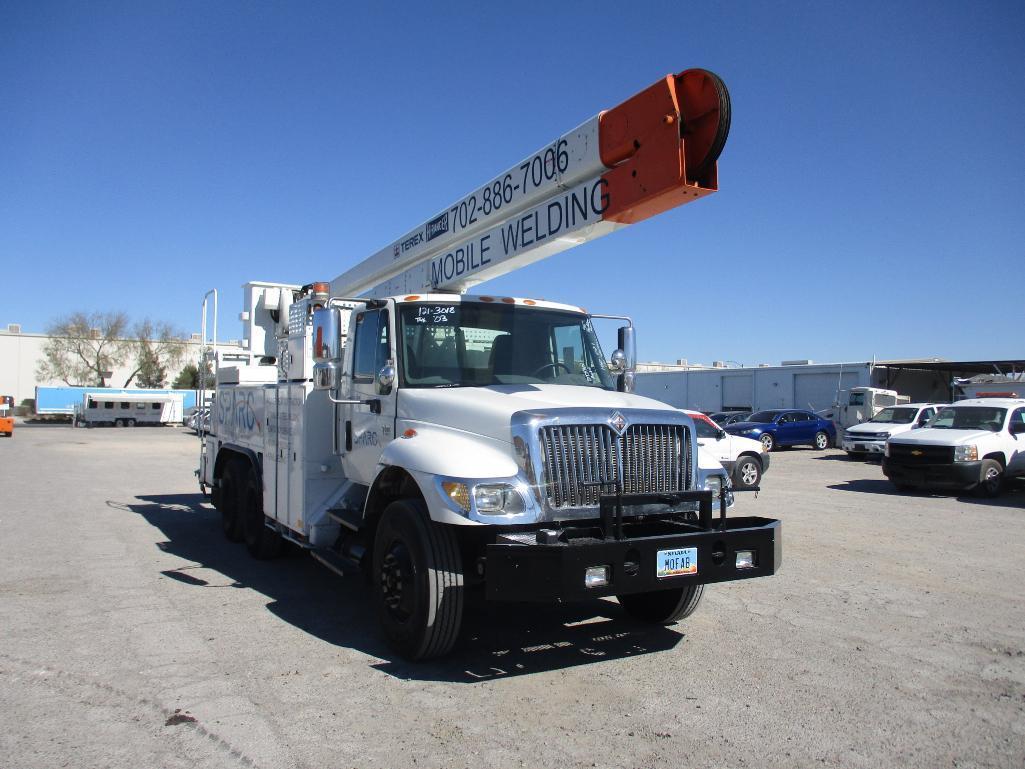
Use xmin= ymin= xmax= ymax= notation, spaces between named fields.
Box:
xmin=331 ymin=69 xmax=730 ymax=299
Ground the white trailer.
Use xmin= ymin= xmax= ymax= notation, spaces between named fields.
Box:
xmin=198 ymin=69 xmax=781 ymax=660
xmin=79 ymin=391 xmax=184 ymax=427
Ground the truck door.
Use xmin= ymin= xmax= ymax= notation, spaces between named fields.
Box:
xmin=341 ymin=307 xmax=396 ymax=485
xmin=1008 ymin=407 xmax=1025 ymax=475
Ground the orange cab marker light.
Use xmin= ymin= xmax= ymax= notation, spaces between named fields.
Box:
xmin=501 ymin=297 xmax=516 ymax=304
xmin=480 ymin=296 xmax=494 ymax=302
xmin=404 ymin=295 xmax=420 ymax=301
xmin=312 ymin=282 xmax=330 ymax=294
xmin=402 ymin=429 xmax=417 ymax=439
xmin=524 ymin=299 xmax=537 ymax=306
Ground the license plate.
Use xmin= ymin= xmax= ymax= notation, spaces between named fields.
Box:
xmin=656 ymin=547 xmax=698 ymax=579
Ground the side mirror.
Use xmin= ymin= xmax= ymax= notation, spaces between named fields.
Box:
xmin=312 ymin=307 xmax=342 ymax=362
xmin=377 ymin=363 xmax=396 ymax=395
xmin=608 ymin=349 xmax=626 ymax=373
xmin=718 ymin=429 xmax=727 ymax=440
xmin=616 ymin=324 xmax=636 ymax=393
xmin=313 ymin=360 xmax=343 ymax=391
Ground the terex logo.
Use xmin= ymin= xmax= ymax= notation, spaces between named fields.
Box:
xmin=426 ymin=212 xmax=450 ymax=242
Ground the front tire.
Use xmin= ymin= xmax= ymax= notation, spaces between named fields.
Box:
xmin=760 ymin=433 xmax=775 ymax=452
xmin=814 ymin=431 xmax=830 ymax=450
xmin=618 ymin=584 xmax=704 ymax=624
xmin=373 ymin=499 xmax=464 ymax=660
xmin=733 ymin=455 xmax=762 ymax=490
xmin=976 ymin=459 xmax=1004 ymax=498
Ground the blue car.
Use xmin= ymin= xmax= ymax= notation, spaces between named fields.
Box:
xmin=723 ymin=409 xmax=836 ymax=452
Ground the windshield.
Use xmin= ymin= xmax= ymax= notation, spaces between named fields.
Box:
xmin=747 ymin=410 xmax=781 ymax=423
xmin=927 ymin=406 xmax=1007 ymax=431
xmin=870 ymin=407 xmax=917 ymax=424
xmin=399 ymin=302 xmax=616 ymax=389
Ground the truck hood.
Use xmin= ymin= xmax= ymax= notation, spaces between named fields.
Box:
xmin=889 ymin=428 xmax=994 ymax=446
xmin=397 ymin=385 xmax=678 ymax=443
xmin=847 ymin=422 xmax=907 ymax=435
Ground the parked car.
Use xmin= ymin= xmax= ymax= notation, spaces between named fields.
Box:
xmin=883 ymin=398 xmax=1025 ymax=496
xmin=685 ymin=410 xmax=769 ymax=489
xmin=723 ymin=409 xmax=836 ymax=452
xmin=842 ymin=403 xmax=943 ymax=458
xmin=710 ymin=411 xmax=752 ymax=426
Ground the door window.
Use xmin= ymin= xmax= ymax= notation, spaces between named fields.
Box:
xmin=352 ymin=310 xmax=390 ymax=382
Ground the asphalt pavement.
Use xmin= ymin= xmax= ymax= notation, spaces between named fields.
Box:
xmin=1 ymin=423 xmax=1023 ymax=768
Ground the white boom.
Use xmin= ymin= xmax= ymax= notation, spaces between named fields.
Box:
xmin=331 ymin=68 xmax=730 ymax=299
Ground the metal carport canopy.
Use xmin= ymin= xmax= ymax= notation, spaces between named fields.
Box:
xmin=875 ymin=359 xmax=1025 ymax=398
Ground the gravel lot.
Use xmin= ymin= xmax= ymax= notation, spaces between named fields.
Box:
xmin=1 ymin=423 xmax=1023 ymax=769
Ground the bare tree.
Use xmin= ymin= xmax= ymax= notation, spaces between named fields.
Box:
xmin=122 ymin=320 xmax=188 ymax=388
xmin=37 ymin=312 xmax=130 ymax=386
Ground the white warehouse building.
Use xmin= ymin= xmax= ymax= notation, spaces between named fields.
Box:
xmin=633 ymin=359 xmax=1017 ymax=414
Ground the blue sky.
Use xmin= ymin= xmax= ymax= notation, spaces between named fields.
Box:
xmin=2 ymin=1 xmax=1023 ymax=367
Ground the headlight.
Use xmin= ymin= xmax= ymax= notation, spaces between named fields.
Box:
xmin=954 ymin=445 xmax=978 ymax=463
xmin=473 ymin=483 xmax=525 ymax=515
xmin=705 ymin=474 xmax=723 ymax=501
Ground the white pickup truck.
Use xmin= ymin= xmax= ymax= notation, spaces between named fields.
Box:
xmin=841 ymin=403 xmax=942 ymax=458
xmin=685 ymin=410 xmax=769 ymax=490
xmin=883 ymin=398 xmax=1025 ymax=496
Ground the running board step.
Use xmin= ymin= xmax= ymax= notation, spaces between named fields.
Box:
xmin=327 ymin=507 xmax=362 ymax=532
xmin=311 ymin=550 xmax=362 ymax=578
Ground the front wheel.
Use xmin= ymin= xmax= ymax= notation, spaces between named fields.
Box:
xmin=814 ymin=431 xmax=830 ymax=450
xmin=618 ymin=584 xmax=704 ymax=624
xmin=373 ymin=499 xmax=464 ymax=660
xmin=115 ymin=418 xmax=125 ymax=428
xmin=759 ymin=433 xmax=775 ymax=452
xmin=976 ymin=459 xmax=1004 ymax=498
xmin=733 ymin=455 xmax=762 ymax=489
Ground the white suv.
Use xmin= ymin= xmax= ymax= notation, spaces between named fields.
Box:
xmin=842 ymin=403 xmax=943 ymax=457
xmin=883 ymin=398 xmax=1025 ymax=496
xmin=685 ymin=410 xmax=770 ymax=490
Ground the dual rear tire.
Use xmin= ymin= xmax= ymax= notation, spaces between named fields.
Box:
xmin=218 ymin=457 xmax=282 ymax=558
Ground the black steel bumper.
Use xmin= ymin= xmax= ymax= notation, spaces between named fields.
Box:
xmin=484 ymin=490 xmax=781 ymax=603
xmin=882 ymin=458 xmax=983 ymax=489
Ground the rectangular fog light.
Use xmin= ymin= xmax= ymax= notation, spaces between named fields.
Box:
xmin=584 ymin=565 xmax=610 ymax=588
xmin=736 ymin=550 xmax=756 ymax=570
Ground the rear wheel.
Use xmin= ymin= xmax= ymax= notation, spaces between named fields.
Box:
xmin=733 ymin=455 xmax=762 ymax=489
xmin=814 ymin=431 xmax=830 ymax=450
xmin=373 ymin=498 xmax=464 ymax=660
xmin=976 ymin=459 xmax=1004 ymax=498
xmin=243 ymin=466 xmax=281 ymax=559
xmin=115 ymin=418 xmax=125 ymax=427
xmin=219 ymin=459 xmax=246 ymax=542
xmin=618 ymin=584 xmax=704 ymax=624
xmin=760 ymin=433 xmax=775 ymax=452
xmin=127 ymin=418 xmax=136 ymax=427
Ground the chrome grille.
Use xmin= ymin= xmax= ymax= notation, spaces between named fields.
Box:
xmin=538 ymin=424 xmax=692 ymax=509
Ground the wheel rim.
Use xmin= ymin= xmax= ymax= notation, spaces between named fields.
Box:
xmin=740 ymin=462 xmax=758 ymax=486
xmin=984 ymin=467 xmax=1001 ymax=491
xmin=380 ymin=540 xmax=416 ymax=623
xmin=760 ymin=434 xmax=773 ymax=451
xmin=816 ymin=433 xmax=828 ymax=449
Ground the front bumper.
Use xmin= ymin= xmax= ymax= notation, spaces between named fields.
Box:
xmin=484 ymin=490 xmax=781 ymax=602
xmin=842 ymin=437 xmax=885 ymax=454
xmin=882 ymin=459 xmax=985 ymax=489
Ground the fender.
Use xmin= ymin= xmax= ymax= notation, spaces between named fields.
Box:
xmin=215 ymin=442 xmax=262 ymax=479
xmin=378 ymin=424 xmax=517 ymax=479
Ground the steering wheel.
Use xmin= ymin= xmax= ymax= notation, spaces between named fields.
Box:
xmin=532 ymin=362 xmax=572 ymax=378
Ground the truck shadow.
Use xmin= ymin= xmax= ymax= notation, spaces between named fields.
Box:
xmin=120 ymin=493 xmax=684 ymax=683
xmin=827 ymin=479 xmax=1025 ymax=506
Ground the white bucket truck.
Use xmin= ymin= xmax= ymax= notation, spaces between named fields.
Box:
xmin=198 ymin=69 xmax=781 ymax=659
